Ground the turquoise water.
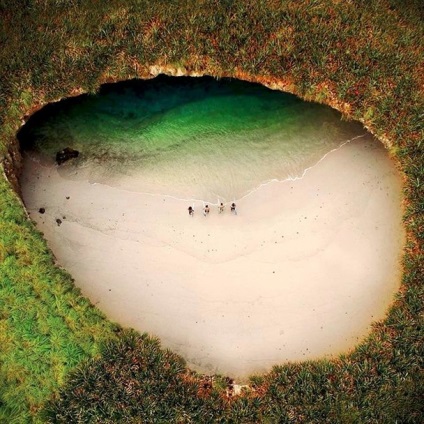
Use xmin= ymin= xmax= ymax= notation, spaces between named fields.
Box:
xmin=20 ymin=76 xmax=365 ymax=201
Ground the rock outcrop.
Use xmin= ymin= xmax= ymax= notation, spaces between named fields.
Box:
xmin=56 ymin=147 xmax=79 ymax=165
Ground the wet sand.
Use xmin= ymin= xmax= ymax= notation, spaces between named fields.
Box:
xmin=20 ymin=137 xmax=405 ymax=379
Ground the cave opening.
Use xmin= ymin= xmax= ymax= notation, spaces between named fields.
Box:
xmin=18 ymin=76 xmax=405 ymax=378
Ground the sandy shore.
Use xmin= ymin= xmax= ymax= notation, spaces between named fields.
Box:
xmin=21 ymin=137 xmax=404 ymax=379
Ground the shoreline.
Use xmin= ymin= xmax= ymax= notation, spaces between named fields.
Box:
xmin=28 ymin=131 xmax=368 ymax=207
xmin=20 ymin=137 xmax=405 ymax=379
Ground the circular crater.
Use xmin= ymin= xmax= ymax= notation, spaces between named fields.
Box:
xmin=18 ymin=76 xmax=405 ymax=378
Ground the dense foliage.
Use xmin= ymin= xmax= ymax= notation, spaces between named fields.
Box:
xmin=0 ymin=176 xmax=120 ymax=423
xmin=0 ymin=0 xmax=422 ymax=422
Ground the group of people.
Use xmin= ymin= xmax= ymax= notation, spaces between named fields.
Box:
xmin=188 ymin=202 xmax=237 ymax=217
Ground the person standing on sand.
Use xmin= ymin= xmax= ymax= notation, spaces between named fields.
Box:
xmin=218 ymin=202 xmax=225 ymax=213
xmin=203 ymin=204 xmax=210 ymax=216
xmin=231 ymin=202 xmax=237 ymax=215
xmin=188 ymin=206 xmax=194 ymax=217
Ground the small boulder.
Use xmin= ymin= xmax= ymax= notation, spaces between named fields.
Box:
xmin=56 ymin=147 xmax=79 ymax=165
xmin=56 ymin=218 xmax=62 ymax=226
xmin=38 ymin=207 xmax=45 ymax=214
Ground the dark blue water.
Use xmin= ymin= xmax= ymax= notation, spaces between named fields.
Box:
xmin=20 ymin=76 xmax=365 ymax=201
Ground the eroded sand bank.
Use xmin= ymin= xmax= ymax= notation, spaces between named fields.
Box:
xmin=21 ymin=137 xmax=404 ymax=378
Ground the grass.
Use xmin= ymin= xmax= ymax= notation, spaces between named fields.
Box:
xmin=0 ymin=176 xmax=120 ymax=422
xmin=0 ymin=0 xmax=423 ymax=422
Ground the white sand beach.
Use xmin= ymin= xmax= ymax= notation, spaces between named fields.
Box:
xmin=21 ymin=137 xmax=404 ymax=379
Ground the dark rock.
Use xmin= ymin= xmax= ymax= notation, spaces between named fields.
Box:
xmin=38 ymin=207 xmax=45 ymax=214
xmin=56 ymin=147 xmax=79 ymax=165
xmin=66 ymin=196 xmax=70 ymax=199
xmin=56 ymin=218 xmax=62 ymax=226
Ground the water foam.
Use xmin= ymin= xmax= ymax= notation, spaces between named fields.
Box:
xmin=20 ymin=76 xmax=366 ymax=203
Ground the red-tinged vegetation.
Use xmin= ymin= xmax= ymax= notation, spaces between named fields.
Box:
xmin=0 ymin=0 xmax=422 ymax=422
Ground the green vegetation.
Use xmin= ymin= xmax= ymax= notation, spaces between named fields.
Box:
xmin=0 ymin=0 xmax=422 ymax=422
xmin=0 ymin=176 xmax=120 ymax=422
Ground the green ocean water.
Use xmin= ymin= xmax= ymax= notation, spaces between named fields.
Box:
xmin=20 ymin=76 xmax=365 ymax=201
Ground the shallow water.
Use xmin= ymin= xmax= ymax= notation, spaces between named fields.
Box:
xmin=19 ymin=76 xmax=365 ymax=202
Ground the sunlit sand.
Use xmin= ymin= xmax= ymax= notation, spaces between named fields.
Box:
xmin=21 ymin=136 xmax=404 ymax=378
